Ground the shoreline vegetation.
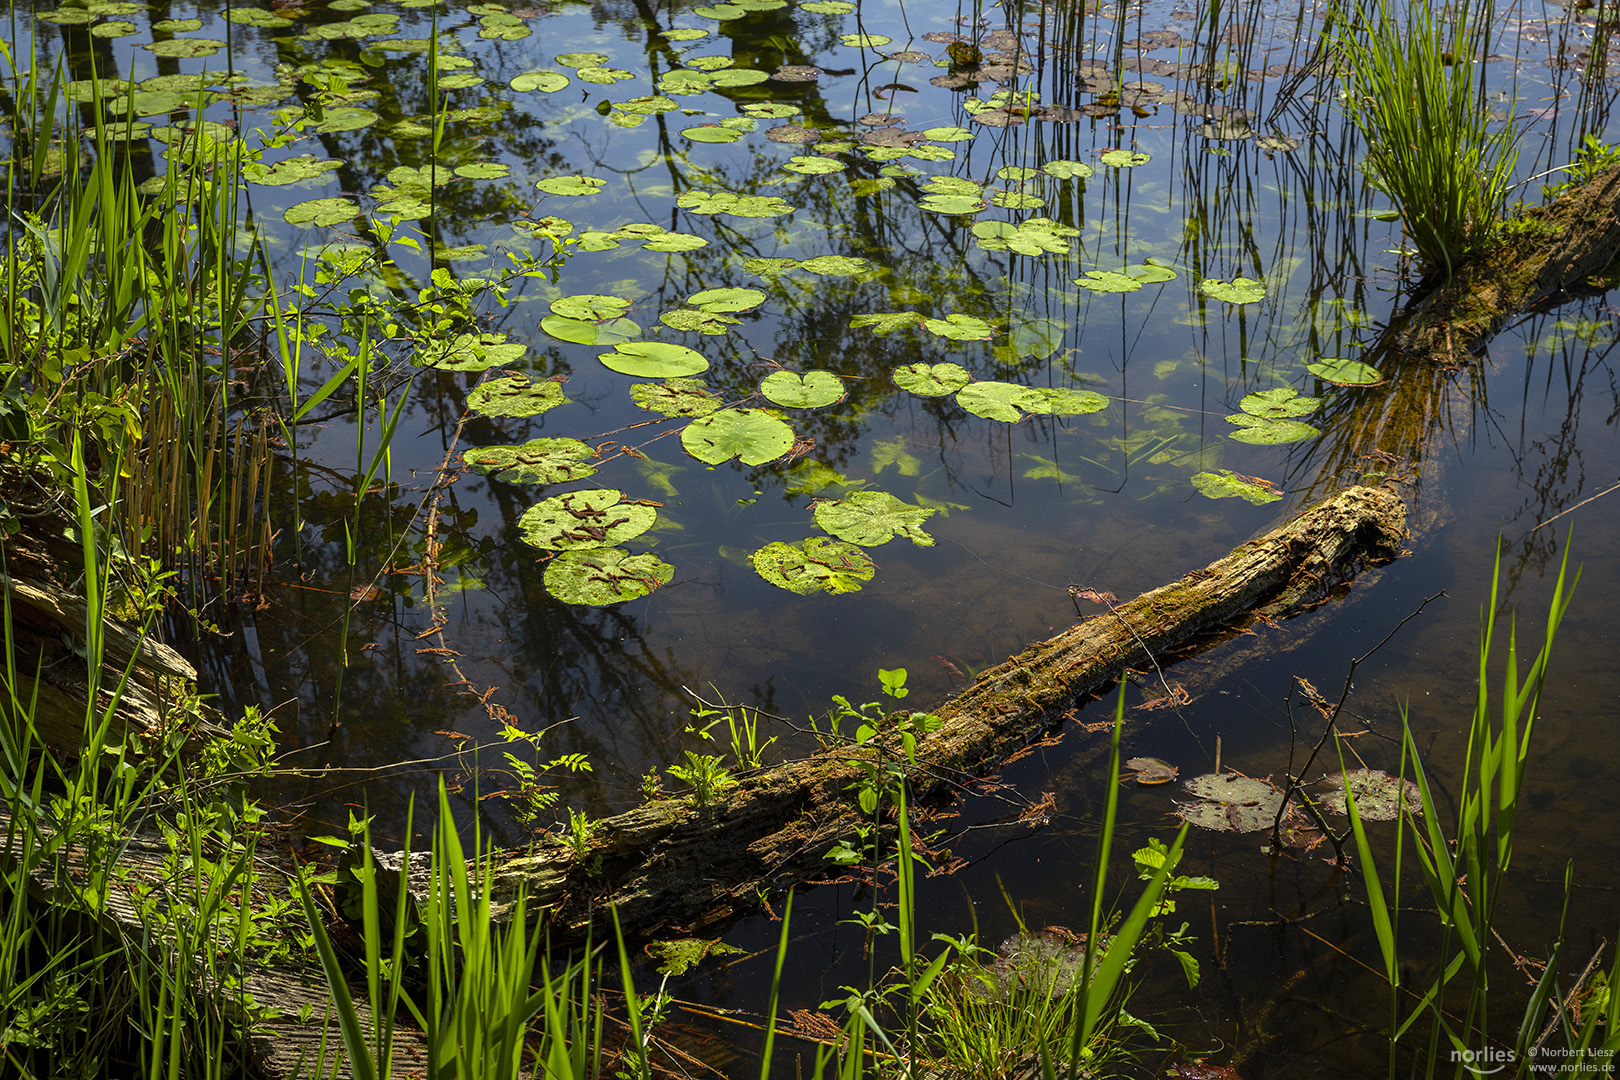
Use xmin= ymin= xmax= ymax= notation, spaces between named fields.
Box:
xmin=3 ymin=0 xmax=1619 ymax=1072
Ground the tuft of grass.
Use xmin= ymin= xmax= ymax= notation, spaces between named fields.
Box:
xmin=1334 ymin=0 xmax=1519 ymax=279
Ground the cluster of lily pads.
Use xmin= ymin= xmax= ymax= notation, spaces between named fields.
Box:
xmin=1162 ymin=768 xmax=1421 ymax=835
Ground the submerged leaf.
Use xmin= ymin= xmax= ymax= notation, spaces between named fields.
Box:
xmin=759 ymin=370 xmax=844 ymax=408
xmin=681 ymin=408 xmax=795 ymax=465
xmin=465 ymin=437 xmax=596 ymax=485
xmin=545 ymin=548 xmax=673 ymax=606
xmin=751 ymin=537 xmax=875 ymax=595
xmin=853 ymin=312 xmax=921 ymax=335
xmin=519 ymin=488 xmax=657 ymax=550
xmin=814 ymin=490 xmax=936 ymax=547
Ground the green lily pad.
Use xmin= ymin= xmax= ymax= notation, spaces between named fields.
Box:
xmin=226 ymin=5 xmax=293 ymax=23
xmin=618 ymin=95 xmax=680 ymax=115
xmin=799 ymin=255 xmax=871 ymax=277
xmin=1199 ymin=276 xmax=1266 ymax=304
xmin=314 ymin=107 xmax=379 ymax=133
xmin=683 ymin=124 xmax=745 ymax=143
xmin=1317 ymin=770 xmax=1421 ymax=820
xmin=537 ymin=175 xmax=607 ymax=196
xmin=416 ymin=332 xmax=526 ymax=371
xmin=677 ymin=190 xmax=796 ymax=217
xmin=956 ymin=381 xmax=1046 ymax=422
xmin=552 ymin=294 xmax=633 ymax=321
xmin=630 ymin=378 xmax=722 ymax=417
xmin=1225 ymin=416 xmax=1320 ymax=444
xmin=1124 ymin=261 xmax=1178 ymax=283
xmin=540 ymin=315 xmax=641 ymax=346
xmin=918 ymin=193 xmax=987 ymax=215
xmin=991 ymin=191 xmax=1045 ymax=210
xmin=922 ymin=125 xmax=975 ymax=142
xmin=746 ymin=257 xmax=803 ymax=276
xmin=1100 ymin=149 xmax=1151 ymax=167
xmin=147 ymin=37 xmax=227 ymax=57
xmin=814 ymin=490 xmax=935 ymax=547
xmin=694 ymin=2 xmax=748 ymax=18
xmin=1074 ymin=271 xmax=1143 ymax=294
xmin=710 ymin=68 xmax=769 ymax=87
xmin=545 ymin=548 xmax=674 ymax=606
xmin=841 ymin=32 xmax=891 ymax=46
xmin=681 ymin=408 xmax=795 ymax=465
xmin=972 ymin=217 xmax=1081 ymax=256
xmin=783 ymin=155 xmax=846 ymax=174
xmin=893 ymin=362 xmax=971 ymax=396
xmin=455 ymin=162 xmax=510 ymax=180
xmin=511 ymin=70 xmax=569 ymax=92
xmin=923 ymin=313 xmax=993 ymax=341
xmin=556 ymin=51 xmax=608 ymax=67
xmin=801 ymin=0 xmax=854 ymax=10
xmin=465 ymin=373 xmax=571 ymax=419
xmin=660 ymin=309 xmax=739 ymax=335
xmin=519 ymin=488 xmax=657 ymax=550
xmin=284 ymin=197 xmax=359 ymax=227
xmin=578 ymin=66 xmax=633 ymax=84
xmin=1238 ymin=387 xmax=1319 ymax=419
xmin=600 ymin=342 xmax=709 ymax=378
xmin=245 ymin=154 xmax=344 ymax=186
xmin=1022 ymin=387 xmax=1108 ymax=415
xmin=759 ymin=370 xmax=843 ymax=408
xmin=1042 ymin=159 xmax=1095 ymax=179
xmin=465 ymin=437 xmax=596 ymax=485
xmin=751 ymin=537 xmax=875 ymax=595
xmin=661 ymin=26 xmax=710 ymax=40
xmin=688 ymin=287 xmax=766 ymax=313
xmin=1191 ymin=469 xmax=1283 ymax=505
xmin=1305 ymin=358 xmax=1384 ymax=385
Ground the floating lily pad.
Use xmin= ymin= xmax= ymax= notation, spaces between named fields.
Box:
xmin=923 ymin=313 xmax=993 ymax=341
xmin=147 ymin=37 xmax=227 ymax=57
xmin=921 ymin=125 xmax=974 ymax=142
xmin=683 ymin=124 xmax=745 ymax=143
xmin=1237 ymin=387 xmax=1319 ymax=419
xmin=245 ymin=154 xmax=344 ymax=186
xmin=600 ymin=342 xmax=709 ymax=378
xmin=455 ymin=162 xmax=510 ymax=180
xmin=578 ymin=66 xmax=633 ymax=84
xmin=226 ymin=5 xmax=293 ymax=23
xmin=918 ymin=193 xmax=987 ymax=215
xmin=465 ymin=437 xmax=596 ymax=485
xmin=1100 ymin=149 xmax=1151 ymax=167
xmin=555 ymin=52 xmax=608 ymax=67
xmin=1191 ymin=469 xmax=1283 ymax=504
xmin=465 ymin=373 xmax=571 ymax=418
xmin=815 ymin=490 xmax=936 ymax=547
xmin=801 ymin=0 xmax=854 ymax=10
xmin=681 ymin=408 xmax=794 ymax=465
xmin=1074 ymin=271 xmax=1142 ymax=294
xmin=972 ymin=217 xmax=1081 ymax=256
xmin=893 ymin=362 xmax=970 ymax=396
xmin=511 ymin=70 xmax=569 ymax=92
xmin=1176 ymin=773 xmax=1288 ymax=834
xmin=711 ymin=68 xmax=769 ymax=87
xmin=783 ymin=155 xmax=845 ymax=174
xmin=1305 ymin=357 xmax=1384 ymax=385
xmin=957 ymin=381 xmax=1047 ymax=422
xmin=1022 ymin=387 xmax=1108 ymax=415
xmin=841 ymin=32 xmax=892 ymax=47
xmin=519 ymin=488 xmax=657 ymax=550
xmin=541 ymin=315 xmax=641 ymax=345
xmin=660 ymin=26 xmax=709 ymax=40
xmin=760 ymin=370 xmax=843 ymax=408
xmin=1199 ymin=276 xmax=1266 ymax=304
xmin=630 ymin=378 xmax=722 ymax=417
xmin=751 ymin=537 xmax=875 ymax=595
xmin=314 ymin=107 xmax=379 ymax=133
xmin=688 ymin=286 xmax=766 ymax=312
xmin=991 ymin=191 xmax=1045 ymax=210
xmin=416 ymin=332 xmax=526 ymax=371
xmin=660 ymin=309 xmax=739 ymax=335
xmin=1226 ymin=416 xmax=1320 ymax=445
xmin=677 ymin=190 xmax=796 ymax=217
xmin=1043 ymin=159 xmax=1095 ymax=179
xmin=545 ymin=548 xmax=674 ymax=606
xmin=1318 ymin=770 xmax=1421 ymax=820
xmin=284 ymin=197 xmax=359 ymax=227
xmin=745 ymin=257 xmax=802 ymax=276
xmin=537 ymin=175 xmax=606 ymax=197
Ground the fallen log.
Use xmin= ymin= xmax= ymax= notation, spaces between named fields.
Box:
xmin=439 ymin=484 xmax=1406 ymax=945
xmin=1398 ymin=161 xmax=1620 ymax=364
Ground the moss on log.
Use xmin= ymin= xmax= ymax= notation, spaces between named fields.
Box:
xmin=456 ymin=485 xmax=1406 ymax=945
xmin=1399 ymin=162 xmax=1620 ymax=363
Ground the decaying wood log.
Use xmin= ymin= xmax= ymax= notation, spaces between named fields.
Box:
xmin=1399 ymin=161 xmax=1620 ymax=363
xmin=433 ymin=484 xmax=1408 ymax=946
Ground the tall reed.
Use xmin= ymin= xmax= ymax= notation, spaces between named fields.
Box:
xmin=1334 ymin=0 xmax=1519 ymax=279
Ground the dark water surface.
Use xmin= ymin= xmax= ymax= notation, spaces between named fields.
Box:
xmin=14 ymin=0 xmax=1620 ymax=1071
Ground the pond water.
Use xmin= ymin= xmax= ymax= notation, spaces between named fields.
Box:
xmin=13 ymin=0 xmax=1620 ymax=1072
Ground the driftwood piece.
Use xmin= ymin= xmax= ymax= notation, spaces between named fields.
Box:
xmin=1399 ymin=162 xmax=1620 ymax=363
xmin=451 ymin=485 xmax=1407 ymax=946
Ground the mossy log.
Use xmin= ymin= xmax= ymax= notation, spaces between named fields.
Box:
xmin=431 ymin=485 xmax=1406 ymax=946
xmin=1399 ymin=162 xmax=1620 ymax=363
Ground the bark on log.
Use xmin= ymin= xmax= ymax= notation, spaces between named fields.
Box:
xmin=438 ymin=484 xmax=1406 ymax=946
xmin=1398 ymin=162 xmax=1620 ymax=364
